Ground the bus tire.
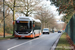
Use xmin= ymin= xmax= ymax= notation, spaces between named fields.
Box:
xmin=18 ymin=37 xmax=21 ymax=39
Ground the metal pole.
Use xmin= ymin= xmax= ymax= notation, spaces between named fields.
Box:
xmin=3 ymin=0 xmax=5 ymax=38
xmin=13 ymin=0 xmax=15 ymax=36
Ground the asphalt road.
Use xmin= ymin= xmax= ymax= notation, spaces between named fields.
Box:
xmin=0 ymin=32 xmax=61 ymax=50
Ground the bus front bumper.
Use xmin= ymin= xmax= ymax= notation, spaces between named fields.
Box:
xmin=15 ymin=34 xmax=34 ymax=38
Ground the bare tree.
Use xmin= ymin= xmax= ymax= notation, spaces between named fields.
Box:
xmin=5 ymin=0 xmax=42 ymax=16
xmin=0 ymin=0 xmax=42 ymax=22
xmin=34 ymin=5 xmax=56 ymax=30
xmin=0 ymin=0 xmax=13 ymax=34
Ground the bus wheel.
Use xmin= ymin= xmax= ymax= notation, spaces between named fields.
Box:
xmin=18 ymin=37 xmax=21 ymax=39
xmin=38 ymin=32 xmax=40 ymax=37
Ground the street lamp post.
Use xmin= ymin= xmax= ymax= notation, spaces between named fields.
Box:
xmin=3 ymin=0 xmax=5 ymax=38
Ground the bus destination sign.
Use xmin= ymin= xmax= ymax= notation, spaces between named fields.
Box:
xmin=16 ymin=21 xmax=28 ymax=23
xmin=20 ymin=21 xmax=28 ymax=23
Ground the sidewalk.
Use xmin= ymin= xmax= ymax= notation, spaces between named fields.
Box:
xmin=55 ymin=32 xmax=74 ymax=50
xmin=51 ymin=32 xmax=62 ymax=50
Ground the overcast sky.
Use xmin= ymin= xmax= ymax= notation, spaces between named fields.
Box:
xmin=41 ymin=0 xmax=65 ymax=20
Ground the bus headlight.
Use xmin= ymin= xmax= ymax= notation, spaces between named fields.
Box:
xmin=15 ymin=31 xmax=18 ymax=35
xmin=30 ymin=31 xmax=33 ymax=33
xmin=28 ymin=31 xmax=33 ymax=35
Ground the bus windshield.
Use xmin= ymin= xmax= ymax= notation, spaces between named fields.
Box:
xmin=16 ymin=23 xmax=31 ymax=32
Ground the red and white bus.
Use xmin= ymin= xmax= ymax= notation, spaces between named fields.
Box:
xmin=14 ymin=17 xmax=41 ymax=39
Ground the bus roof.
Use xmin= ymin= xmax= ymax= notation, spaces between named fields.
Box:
xmin=16 ymin=17 xmax=41 ymax=23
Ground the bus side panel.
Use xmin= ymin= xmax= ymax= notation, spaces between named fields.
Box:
xmin=34 ymin=30 xmax=41 ymax=37
xmin=33 ymin=21 xmax=41 ymax=37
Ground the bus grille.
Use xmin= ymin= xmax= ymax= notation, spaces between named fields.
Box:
xmin=18 ymin=32 xmax=28 ymax=34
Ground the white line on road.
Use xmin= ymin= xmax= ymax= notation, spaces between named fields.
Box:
xmin=7 ymin=36 xmax=44 ymax=50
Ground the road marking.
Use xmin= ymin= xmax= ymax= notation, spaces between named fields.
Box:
xmin=7 ymin=36 xmax=44 ymax=50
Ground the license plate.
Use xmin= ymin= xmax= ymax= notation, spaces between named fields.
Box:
xmin=21 ymin=35 xmax=25 ymax=37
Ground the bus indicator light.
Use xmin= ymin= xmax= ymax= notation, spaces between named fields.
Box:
xmin=17 ymin=21 xmax=19 ymax=23
xmin=33 ymin=24 xmax=35 ymax=27
xmin=13 ymin=21 xmax=15 ymax=25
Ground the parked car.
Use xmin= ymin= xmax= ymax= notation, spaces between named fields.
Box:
xmin=58 ymin=31 xmax=61 ymax=33
xmin=42 ymin=28 xmax=50 ymax=34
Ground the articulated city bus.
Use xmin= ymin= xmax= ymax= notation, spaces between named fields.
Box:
xmin=14 ymin=17 xmax=41 ymax=39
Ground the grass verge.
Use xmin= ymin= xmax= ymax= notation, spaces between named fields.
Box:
xmin=55 ymin=33 xmax=71 ymax=50
xmin=0 ymin=36 xmax=14 ymax=40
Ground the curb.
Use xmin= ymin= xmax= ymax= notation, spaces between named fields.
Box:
xmin=0 ymin=36 xmax=16 ymax=41
xmin=10 ymin=37 xmax=16 ymax=39
xmin=51 ymin=33 xmax=62 ymax=50
xmin=0 ymin=35 xmax=12 ymax=37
